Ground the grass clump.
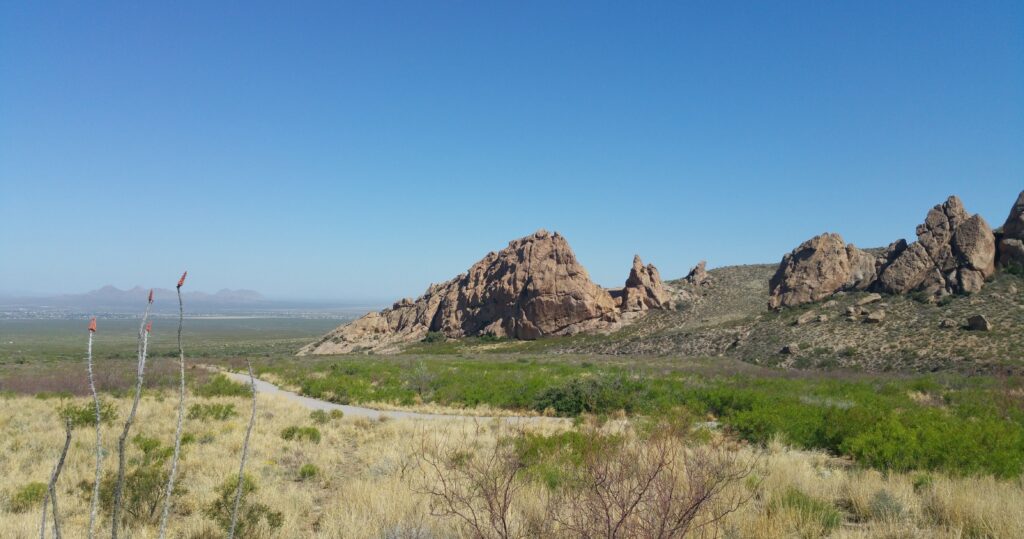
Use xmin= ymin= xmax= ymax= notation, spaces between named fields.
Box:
xmin=309 ymin=409 xmax=343 ymax=424
xmin=187 ymin=402 xmax=238 ymax=421
xmin=7 ymin=482 xmax=47 ymax=513
xmin=280 ymin=425 xmax=321 ymax=444
xmin=298 ymin=464 xmax=319 ymax=481
xmin=194 ymin=374 xmax=250 ymax=398
xmin=771 ymin=487 xmax=842 ymax=535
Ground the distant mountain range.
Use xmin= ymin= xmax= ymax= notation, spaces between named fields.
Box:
xmin=0 ymin=286 xmax=379 ymax=318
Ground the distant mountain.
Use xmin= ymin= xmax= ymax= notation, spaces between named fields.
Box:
xmin=80 ymin=286 xmax=265 ymax=304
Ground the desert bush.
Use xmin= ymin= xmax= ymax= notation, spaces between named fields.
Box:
xmin=188 ymin=402 xmax=238 ymax=421
xmin=204 ymin=474 xmax=283 ymax=539
xmin=423 ymin=331 xmax=446 ymax=343
xmin=7 ymin=482 xmax=47 ymax=513
xmin=92 ymin=434 xmax=186 ymax=527
xmin=309 ymin=409 xmax=342 ymax=424
xmin=58 ymin=399 xmax=118 ymax=426
xmin=416 ymin=429 xmax=528 ymax=539
xmin=194 ymin=374 xmax=250 ymax=397
xmin=280 ymin=425 xmax=321 ymax=443
xmin=298 ymin=464 xmax=319 ymax=481
xmin=531 ymin=376 xmax=640 ymax=416
xmin=547 ymin=427 xmax=757 ymax=538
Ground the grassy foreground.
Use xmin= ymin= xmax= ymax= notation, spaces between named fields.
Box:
xmin=3 ymin=391 xmax=1024 ymax=538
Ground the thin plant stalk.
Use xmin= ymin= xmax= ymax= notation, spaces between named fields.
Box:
xmin=110 ymin=292 xmax=153 ymax=539
xmin=228 ymin=359 xmax=258 ymax=539
xmin=159 ymin=272 xmax=187 ymax=539
xmin=86 ymin=318 xmax=101 ymax=538
xmin=40 ymin=418 xmax=72 ymax=539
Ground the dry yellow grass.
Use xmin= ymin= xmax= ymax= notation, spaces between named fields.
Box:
xmin=2 ymin=394 xmax=1022 ymax=538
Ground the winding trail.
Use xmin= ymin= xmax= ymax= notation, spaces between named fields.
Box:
xmin=219 ymin=370 xmax=566 ymax=424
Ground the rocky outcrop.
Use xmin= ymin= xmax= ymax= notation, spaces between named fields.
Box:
xmin=767 ymin=233 xmax=882 ymax=309
xmin=998 ymin=191 xmax=1024 ymax=268
xmin=615 ymin=255 xmax=670 ymax=312
xmin=878 ymin=196 xmax=996 ymax=295
xmin=684 ymin=261 xmax=711 ymax=286
xmin=770 ymin=196 xmax=1000 ymax=309
xmin=301 ymin=230 xmax=669 ymax=354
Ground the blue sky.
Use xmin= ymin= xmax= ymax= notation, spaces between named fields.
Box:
xmin=1 ymin=1 xmax=1021 ymax=301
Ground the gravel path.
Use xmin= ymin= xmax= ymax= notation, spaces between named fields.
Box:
xmin=220 ymin=370 xmax=565 ymax=424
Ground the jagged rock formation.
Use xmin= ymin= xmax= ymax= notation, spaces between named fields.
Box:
xmin=684 ymin=261 xmax=711 ymax=286
xmin=998 ymin=191 xmax=1024 ymax=268
xmin=301 ymin=230 xmax=668 ymax=354
xmin=769 ymin=196 xmax=999 ymax=309
xmin=877 ymin=196 xmax=995 ymax=295
xmin=611 ymin=255 xmax=670 ymax=312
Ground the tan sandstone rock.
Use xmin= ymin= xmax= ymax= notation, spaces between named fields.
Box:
xmin=999 ymin=191 xmax=1024 ymax=268
xmin=878 ymin=196 xmax=996 ymax=296
xmin=301 ymin=230 xmax=668 ymax=354
xmin=768 ymin=233 xmax=852 ymax=309
xmin=684 ymin=260 xmax=711 ymax=286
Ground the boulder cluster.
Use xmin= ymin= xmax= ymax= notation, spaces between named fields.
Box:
xmin=300 ymin=230 xmax=670 ymax=354
xmin=769 ymin=192 xmax=1022 ymax=309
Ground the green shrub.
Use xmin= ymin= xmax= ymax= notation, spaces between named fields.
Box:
xmin=298 ymin=464 xmax=319 ymax=481
xmin=188 ymin=403 xmax=238 ymax=421
xmin=8 ymin=482 xmax=47 ymax=513
xmin=512 ymin=430 xmax=621 ymax=489
xmin=423 ymin=331 xmax=446 ymax=343
xmin=771 ymin=487 xmax=841 ymax=534
xmin=58 ymin=399 xmax=118 ymax=427
xmin=194 ymin=374 xmax=251 ymax=398
xmin=280 ymin=425 xmax=321 ymax=444
xmin=93 ymin=434 xmax=184 ymax=527
xmin=531 ymin=376 xmax=638 ymax=416
xmin=309 ymin=409 xmax=342 ymax=424
xmin=204 ymin=474 xmax=283 ymax=538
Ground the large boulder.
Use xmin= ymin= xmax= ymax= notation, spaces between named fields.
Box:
xmin=878 ymin=196 xmax=996 ymax=296
xmin=301 ymin=230 xmax=669 ymax=354
xmin=768 ymin=233 xmax=880 ymax=309
xmin=999 ymin=191 xmax=1024 ymax=268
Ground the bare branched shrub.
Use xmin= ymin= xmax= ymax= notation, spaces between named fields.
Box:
xmin=550 ymin=427 xmax=757 ymax=539
xmin=415 ymin=427 xmax=528 ymax=539
xmin=159 ymin=271 xmax=188 ymax=539
xmin=111 ymin=292 xmax=153 ymax=539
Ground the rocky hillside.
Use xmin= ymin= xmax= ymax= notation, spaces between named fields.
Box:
xmin=300 ymin=230 xmax=670 ymax=354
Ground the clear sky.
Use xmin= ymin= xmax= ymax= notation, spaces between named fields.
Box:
xmin=1 ymin=1 xmax=1021 ymax=301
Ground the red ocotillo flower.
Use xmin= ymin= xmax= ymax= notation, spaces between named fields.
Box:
xmin=145 ymin=321 xmax=153 ymax=333
xmin=177 ymin=271 xmax=187 ymax=289
xmin=148 ymin=289 xmax=154 ymax=304
xmin=88 ymin=317 xmax=97 ymax=333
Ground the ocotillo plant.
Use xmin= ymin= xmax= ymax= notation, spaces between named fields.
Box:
xmin=158 ymin=272 xmax=188 ymax=539
xmin=110 ymin=290 xmax=153 ymax=538
xmin=228 ymin=359 xmax=258 ymax=539
xmin=40 ymin=418 xmax=72 ymax=539
xmin=85 ymin=317 xmax=101 ymax=538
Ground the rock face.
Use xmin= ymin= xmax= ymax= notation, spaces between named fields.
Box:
xmin=614 ymin=255 xmax=670 ymax=312
xmin=767 ymin=233 xmax=880 ymax=309
xmin=769 ymin=196 xmax=1000 ymax=309
xmin=684 ymin=261 xmax=711 ymax=286
xmin=301 ymin=230 xmax=668 ymax=354
xmin=878 ymin=196 xmax=996 ymax=295
xmin=999 ymin=191 xmax=1024 ymax=268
